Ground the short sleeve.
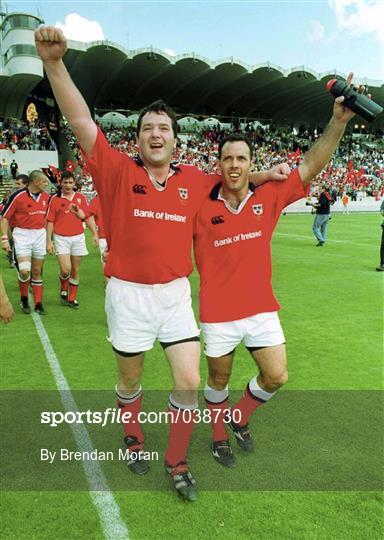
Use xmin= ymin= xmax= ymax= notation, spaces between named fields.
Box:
xmin=274 ymin=168 xmax=310 ymax=216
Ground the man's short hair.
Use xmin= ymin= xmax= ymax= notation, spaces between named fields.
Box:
xmin=218 ymin=133 xmax=254 ymax=159
xmin=61 ymin=170 xmax=75 ymax=181
xmin=15 ymin=174 xmax=29 ymax=186
xmin=137 ymin=100 xmax=179 ymax=138
xmin=29 ymin=170 xmax=46 ymax=183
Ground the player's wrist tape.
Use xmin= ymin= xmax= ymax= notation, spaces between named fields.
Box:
xmin=1 ymin=235 xmax=9 ymax=241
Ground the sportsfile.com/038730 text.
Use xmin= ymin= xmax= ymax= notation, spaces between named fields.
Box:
xmin=40 ymin=408 xmax=243 ymax=427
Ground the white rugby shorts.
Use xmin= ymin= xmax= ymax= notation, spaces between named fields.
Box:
xmin=54 ymin=233 xmax=88 ymax=256
xmin=201 ymin=311 xmax=285 ymax=357
xmin=13 ymin=227 xmax=46 ymax=259
xmin=106 ymin=276 xmax=200 ymax=353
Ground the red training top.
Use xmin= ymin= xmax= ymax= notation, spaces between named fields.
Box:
xmin=1 ymin=188 xmax=49 ymax=229
xmin=88 ymin=195 xmax=106 ymax=239
xmin=46 ymin=193 xmax=90 ymax=236
xmin=83 ymin=128 xmax=216 ymax=284
xmin=193 ymin=168 xmax=309 ymax=322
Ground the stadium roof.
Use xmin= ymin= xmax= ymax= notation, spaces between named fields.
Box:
xmin=2 ymin=32 xmax=384 ymax=128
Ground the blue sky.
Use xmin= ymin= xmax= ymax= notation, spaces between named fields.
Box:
xmin=4 ymin=0 xmax=384 ymax=80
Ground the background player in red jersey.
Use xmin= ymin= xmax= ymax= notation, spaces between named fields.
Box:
xmin=194 ymin=75 xmax=361 ymax=467
xmin=1 ymin=171 xmax=49 ymax=315
xmin=8 ymin=174 xmax=30 ymax=269
xmin=88 ymin=193 xmax=108 ymax=282
xmin=46 ymin=171 xmax=98 ymax=308
xmin=34 ymin=25 xmax=289 ymax=501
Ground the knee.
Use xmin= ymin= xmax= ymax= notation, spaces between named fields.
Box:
xmin=262 ymin=370 xmax=288 ymax=392
xmin=176 ymin=372 xmax=201 ymax=391
xmin=31 ymin=269 xmax=42 ymax=280
xmin=18 ymin=270 xmax=30 ymax=281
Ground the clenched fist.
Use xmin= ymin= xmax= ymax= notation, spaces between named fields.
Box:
xmin=34 ymin=26 xmax=67 ymax=62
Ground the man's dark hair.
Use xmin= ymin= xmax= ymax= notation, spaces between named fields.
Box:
xmin=218 ymin=133 xmax=254 ymax=159
xmin=61 ymin=170 xmax=75 ymax=181
xmin=137 ymin=100 xmax=179 ymax=137
xmin=15 ymin=173 xmax=29 ymax=186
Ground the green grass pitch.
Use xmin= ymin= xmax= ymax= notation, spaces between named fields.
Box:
xmin=1 ymin=212 xmax=383 ymax=539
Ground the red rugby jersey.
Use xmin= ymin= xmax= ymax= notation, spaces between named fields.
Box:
xmin=88 ymin=195 xmax=105 ymax=239
xmin=194 ymin=168 xmax=309 ymax=323
xmin=2 ymin=188 xmax=49 ymax=229
xmin=83 ymin=128 xmax=216 ymax=284
xmin=46 ymin=193 xmax=90 ymax=236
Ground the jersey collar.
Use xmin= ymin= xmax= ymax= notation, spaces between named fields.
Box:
xmin=133 ymin=156 xmax=181 ymax=191
xmin=210 ymin=181 xmax=257 ymax=213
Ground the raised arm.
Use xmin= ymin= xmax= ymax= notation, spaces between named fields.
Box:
xmin=299 ymin=72 xmax=360 ymax=187
xmin=34 ymin=26 xmax=97 ymax=155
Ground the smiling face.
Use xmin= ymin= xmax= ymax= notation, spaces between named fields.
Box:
xmin=219 ymin=140 xmax=252 ymax=194
xmin=137 ymin=112 xmax=176 ymax=168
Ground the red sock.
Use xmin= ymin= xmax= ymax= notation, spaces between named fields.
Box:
xmin=31 ymin=279 xmax=43 ymax=305
xmin=60 ymin=274 xmax=70 ymax=294
xmin=18 ymin=276 xmax=30 ymax=297
xmin=232 ymin=385 xmax=266 ymax=426
xmin=205 ymin=398 xmax=229 ymax=442
xmin=165 ymin=403 xmax=197 ymax=466
xmin=68 ymin=278 xmax=78 ymax=302
xmin=116 ymin=388 xmax=144 ymax=449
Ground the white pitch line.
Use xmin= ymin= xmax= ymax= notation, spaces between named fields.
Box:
xmin=274 ymin=232 xmax=376 ymax=249
xmin=31 ymin=310 xmax=130 ymax=540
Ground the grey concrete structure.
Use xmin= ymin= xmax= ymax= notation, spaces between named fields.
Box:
xmin=1 ymin=11 xmax=383 ymax=127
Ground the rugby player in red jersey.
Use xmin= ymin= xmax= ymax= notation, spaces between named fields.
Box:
xmin=88 ymin=193 xmax=108 ymax=281
xmin=46 ymin=171 xmax=98 ymax=308
xmin=35 ymin=26 xmax=289 ymax=501
xmin=7 ymin=174 xmax=30 ymax=269
xmin=1 ymin=171 xmax=49 ymax=315
xmin=194 ymin=76 xmax=360 ymax=467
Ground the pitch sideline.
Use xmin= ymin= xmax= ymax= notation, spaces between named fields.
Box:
xmin=30 ymin=307 xmax=130 ymax=540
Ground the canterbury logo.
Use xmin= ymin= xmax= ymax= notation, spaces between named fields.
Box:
xmin=211 ymin=215 xmax=225 ymax=225
xmin=133 ymin=184 xmax=147 ymax=194
xmin=252 ymin=204 xmax=263 ymax=215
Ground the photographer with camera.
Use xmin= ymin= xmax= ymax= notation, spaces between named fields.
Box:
xmin=309 ymin=185 xmax=334 ymax=247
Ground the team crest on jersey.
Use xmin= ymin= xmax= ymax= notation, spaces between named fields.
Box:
xmin=252 ymin=204 xmax=263 ymax=215
xmin=77 ymin=198 xmax=82 ymax=205
xmin=178 ymin=188 xmax=188 ymax=200
xmin=42 ymin=201 xmax=46 ymax=207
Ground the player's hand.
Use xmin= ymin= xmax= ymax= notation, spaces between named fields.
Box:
xmin=34 ymin=26 xmax=67 ymax=62
xmin=102 ymin=247 xmax=109 ymax=263
xmin=1 ymin=238 xmax=10 ymax=254
xmin=0 ymin=299 xmax=14 ymax=324
xmin=69 ymin=203 xmax=85 ymax=219
xmin=333 ymin=72 xmax=370 ymax=125
xmin=46 ymin=241 xmax=55 ymax=255
xmin=92 ymin=234 xmax=99 ymax=248
xmin=270 ymin=162 xmax=291 ymax=182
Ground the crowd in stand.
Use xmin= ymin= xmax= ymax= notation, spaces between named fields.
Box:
xmin=0 ymin=117 xmax=57 ymax=152
xmin=1 ymin=116 xmax=383 ymax=200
